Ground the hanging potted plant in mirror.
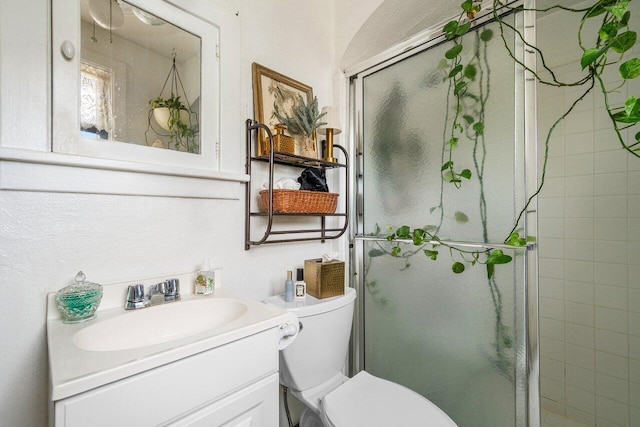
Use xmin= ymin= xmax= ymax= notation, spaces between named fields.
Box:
xmin=145 ymin=52 xmax=199 ymax=154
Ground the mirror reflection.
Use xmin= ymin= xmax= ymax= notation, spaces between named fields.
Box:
xmin=80 ymin=0 xmax=201 ymax=153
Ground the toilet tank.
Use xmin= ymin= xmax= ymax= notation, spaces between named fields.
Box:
xmin=265 ymin=287 xmax=356 ymax=392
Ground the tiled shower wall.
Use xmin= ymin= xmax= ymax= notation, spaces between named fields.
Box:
xmin=537 ymin=11 xmax=640 ymax=426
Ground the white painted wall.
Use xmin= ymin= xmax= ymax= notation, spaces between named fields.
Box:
xmin=0 ymin=1 xmax=353 ymax=426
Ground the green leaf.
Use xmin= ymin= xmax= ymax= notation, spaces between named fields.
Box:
xmin=424 ymin=224 xmax=438 ymax=233
xmin=454 ymin=81 xmax=467 ymax=96
xmin=424 ymin=249 xmax=438 ymax=260
xmin=396 ymin=225 xmax=411 ymax=239
xmin=473 ymin=122 xmax=484 ymax=134
xmin=443 ymin=20 xmax=458 ymax=34
xmin=463 ymin=114 xmax=475 ymax=124
xmin=625 ymin=96 xmax=639 ymax=116
xmin=604 ymin=0 xmax=628 ymax=21
xmin=452 ymin=262 xmax=465 ymax=274
xmin=505 ymin=232 xmax=527 ymax=246
xmin=449 ymin=64 xmax=464 ymax=78
xmin=449 ymin=137 xmax=459 ymax=148
xmin=486 ymin=249 xmax=513 ymax=265
xmin=429 ymin=207 xmax=437 ymax=214
xmin=610 ymin=31 xmax=637 ymax=54
xmin=445 ymin=44 xmax=463 ymax=59
xmin=635 ymin=131 xmax=640 ymax=142
xmin=454 ymin=211 xmax=469 ymax=223
xmin=460 ymin=169 xmax=472 ymax=179
xmin=412 ymin=228 xmax=426 ymax=245
xmin=621 ymin=10 xmax=631 ymax=26
xmin=455 ymin=22 xmax=471 ymax=36
xmin=368 ymin=249 xmax=386 ymax=257
xmin=584 ymin=1 xmax=609 ymax=18
xmin=599 ymin=21 xmax=619 ymax=41
xmin=437 ymin=58 xmax=450 ymax=70
xmin=612 ymin=110 xmax=640 ymax=123
xmin=487 ymin=263 xmax=495 ymax=279
xmin=464 ymin=64 xmax=477 ymax=80
xmin=581 ymin=47 xmax=608 ymax=70
xmin=391 ymin=246 xmax=401 ymax=257
xmin=441 ymin=161 xmax=454 ymax=171
xmin=480 ymin=29 xmax=494 ymax=42
xmin=461 ymin=0 xmax=474 ymax=12
xmin=620 ymin=58 xmax=640 ymax=79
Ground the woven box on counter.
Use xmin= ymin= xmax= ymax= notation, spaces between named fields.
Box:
xmin=304 ymin=258 xmax=345 ymax=299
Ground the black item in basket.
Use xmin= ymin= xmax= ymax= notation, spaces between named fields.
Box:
xmin=298 ymin=168 xmax=328 ymax=192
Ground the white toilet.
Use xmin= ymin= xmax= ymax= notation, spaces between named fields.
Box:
xmin=265 ymin=287 xmax=457 ymax=427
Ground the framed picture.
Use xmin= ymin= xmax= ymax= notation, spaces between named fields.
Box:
xmin=252 ymin=62 xmax=318 ymax=158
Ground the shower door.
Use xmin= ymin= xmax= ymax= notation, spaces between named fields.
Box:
xmin=350 ymin=6 xmax=538 ymax=427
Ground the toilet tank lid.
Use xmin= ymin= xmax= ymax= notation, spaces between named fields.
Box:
xmin=264 ymin=287 xmax=356 ymax=318
xmin=323 ymin=371 xmax=458 ymax=427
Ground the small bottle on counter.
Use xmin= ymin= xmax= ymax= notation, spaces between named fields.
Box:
xmin=195 ymin=259 xmax=215 ymax=295
xmin=285 ymin=270 xmax=294 ymax=302
xmin=294 ymin=268 xmax=306 ymax=300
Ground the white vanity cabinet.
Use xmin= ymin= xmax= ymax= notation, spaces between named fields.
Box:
xmin=53 ymin=329 xmax=278 ymax=427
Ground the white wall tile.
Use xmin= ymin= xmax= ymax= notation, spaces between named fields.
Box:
xmin=566 ymin=281 xmax=594 ymax=305
xmin=547 ymin=156 xmax=566 ymax=178
xmin=630 ymin=312 xmax=640 ymax=337
xmin=630 ymin=265 xmax=640 ymax=289
xmin=566 ymin=302 xmax=594 ymax=326
xmin=631 ymin=359 xmax=640 ymax=384
xmin=594 ymin=285 xmax=627 ymax=311
xmin=629 ymin=196 xmax=640 ymax=218
xmin=594 ymin=173 xmax=628 ymax=196
xmin=630 ymin=289 xmax=640 ymax=313
xmin=566 ymin=260 xmax=594 ymax=284
xmin=566 ymin=176 xmax=594 ymax=197
xmin=565 ymin=407 xmax=596 ymax=426
xmin=594 ymin=240 xmax=628 ymax=264
xmin=632 ymin=407 xmax=640 ymax=427
xmin=541 ymin=238 xmax=565 ymax=258
xmin=565 ymin=219 xmax=594 ymax=240
xmin=595 ymin=329 xmax=629 ymax=357
xmin=542 ymin=397 xmax=566 ymax=416
xmin=565 ymin=197 xmax=594 ymax=218
xmin=542 ymin=337 xmax=566 ymax=362
xmin=541 ymin=277 xmax=565 ymax=300
xmin=595 ymin=395 xmax=630 ymax=426
xmin=565 ymin=239 xmax=594 ymax=261
xmin=595 ymin=307 xmax=628 ymax=334
xmin=566 ymin=364 xmax=595 ymax=392
xmin=629 ymin=171 xmax=640 ymax=195
xmin=542 ymin=297 xmax=566 ymax=321
xmin=629 ymin=382 xmax=640 ymax=409
xmin=542 ymin=178 xmax=566 ymax=198
xmin=629 ymin=219 xmax=640 ymax=242
xmin=542 ymin=376 xmax=566 ymax=403
xmin=594 ymin=127 xmax=619 ymax=148
xmin=595 ymin=373 xmax=629 ymax=404
xmin=566 ymin=385 xmax=595 ymax=414
xmin=540 ymin=217 xmax=566 ymax=238
xmin=540 ymin=197 xmax=566 ymax=218
xmin=541 ymin=258 xmax=566 ymax=280
xmin=595 ymin=351 xmax=629 ymax=380
xmin=630 ymin=336 xmax=640 ymax=361
xmin=595 ymin=150 xmax=629 ymax=174
xmin=594 ymin=219 xmax=628 ymax=241
xmin=566 ymin=343 xmax=595 ymax=369
xmin=594 ymin=266 xmax=628 ymax=288
xmin=542 ymin=318 xmax=566 ymax=341
xmin=542 ymin=357 xmax=566 ymax=383
xmin=565 ymin=113 xmax=594 ymax=137
xmin=565 ymin=323 xmax=594 ymax=348
xmin=595 ymin=196 xmax=628 ymax=219
xmin=565 ymin=154 xmax=594 ymax=177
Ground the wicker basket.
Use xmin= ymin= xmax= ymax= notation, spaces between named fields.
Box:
xmin=259 ymin=124 xmax=295 ymax=156
xmin=259 ymin=189 xmax=338 ymax=214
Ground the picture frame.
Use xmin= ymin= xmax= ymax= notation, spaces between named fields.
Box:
xmin=252 ymin=62 xmax=318 ymax=158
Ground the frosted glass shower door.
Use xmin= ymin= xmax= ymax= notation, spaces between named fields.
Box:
xmin=353 ymin=11 xmax=534 ymax=427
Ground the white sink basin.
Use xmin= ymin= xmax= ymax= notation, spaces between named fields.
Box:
xmin=73 ymin=298 xmax=248 ymax=351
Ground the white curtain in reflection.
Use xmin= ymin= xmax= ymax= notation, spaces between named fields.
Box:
xmin=80 ymin=62 xmax=112 ymax=137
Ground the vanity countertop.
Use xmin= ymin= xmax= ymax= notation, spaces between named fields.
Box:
xmin=47 ymin=274 xmax=291 ymax=401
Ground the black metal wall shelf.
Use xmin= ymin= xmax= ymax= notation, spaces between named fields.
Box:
xmin=244 ymin=119 xmax=349 ymax=249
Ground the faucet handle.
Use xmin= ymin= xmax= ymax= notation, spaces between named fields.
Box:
xmin=125 ymin=284 xmax=149 ymax=309
xmin=165 ymin=278 xmax=180 ymax=302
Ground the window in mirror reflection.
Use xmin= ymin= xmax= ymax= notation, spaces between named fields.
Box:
xmin=80 ymin=0 xmax=201 ymax=154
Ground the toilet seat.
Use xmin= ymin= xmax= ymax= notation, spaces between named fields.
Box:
xmin=322 ymin=371 xmax=457 ymax=427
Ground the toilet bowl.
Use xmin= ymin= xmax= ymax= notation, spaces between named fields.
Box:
xmin=265 ymin=288 xmax=457 ymax=427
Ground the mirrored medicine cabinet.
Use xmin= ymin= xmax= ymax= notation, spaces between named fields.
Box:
xmin=50 ymin=0 xmax=241 ymax=179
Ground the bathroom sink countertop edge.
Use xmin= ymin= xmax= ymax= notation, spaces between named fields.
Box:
xmin=47 ymin=287 xmax=291 ymax=401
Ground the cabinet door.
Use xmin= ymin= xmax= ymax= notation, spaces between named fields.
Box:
xmin=168 ymin=373 xmax=279 ymax=427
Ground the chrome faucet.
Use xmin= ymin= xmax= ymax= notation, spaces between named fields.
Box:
xmin=125 ymin=278 xmax=180 ymax=310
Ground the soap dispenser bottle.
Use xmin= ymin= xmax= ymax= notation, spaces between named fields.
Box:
xmin=285 ymin=270 xmax=294 ymax=302
xmin=294 ymin=268 xmax=306 ymax=299
xmin=195 ymin=259 xmax=215 ymax=295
